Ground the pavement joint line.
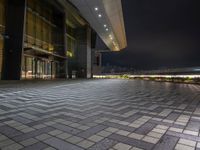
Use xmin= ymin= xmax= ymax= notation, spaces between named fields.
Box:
xmin=53 ymin=83 xmax=81 ymax=88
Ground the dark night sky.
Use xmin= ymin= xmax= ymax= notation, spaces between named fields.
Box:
xmin=103 ymin=0 xmax=200 ymax=70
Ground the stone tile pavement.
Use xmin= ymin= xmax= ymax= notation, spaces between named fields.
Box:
xmin=0 ymin=79 xmax=200 ymax=150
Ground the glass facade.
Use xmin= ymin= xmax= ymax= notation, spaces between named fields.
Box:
xmin=0 ymin=0 xmax=93 ymax=80
xmin=66 ymin=24 xmax=76 ymax=58
xmin=22 ymin=0 xmax=65 ymax=79
xmin=25 ymin=0 xmax=55 ymax=51
xmin=0 ymin=0 xmax=5 ymax=78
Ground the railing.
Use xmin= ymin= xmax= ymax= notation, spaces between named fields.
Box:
xmin=25 ymin=35 xmax=54 ymax=52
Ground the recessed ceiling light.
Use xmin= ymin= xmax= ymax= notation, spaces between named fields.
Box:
xmin=94 ymin=7 xmax=98 ymax=11
xmin=104 ymin=24 xmax=107 ymax=28
xmin=98 ymin=14 xmax=102 ymax=18
xmin=106 ymin=28 xmax=108 ymax=31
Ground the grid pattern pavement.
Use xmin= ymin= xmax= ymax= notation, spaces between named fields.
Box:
xmin=0 ymin=79 xmax=200 ymax=150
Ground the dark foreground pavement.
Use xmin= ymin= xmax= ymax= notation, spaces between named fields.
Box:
xmin=0 ymin=79 xmax=200 ymax=150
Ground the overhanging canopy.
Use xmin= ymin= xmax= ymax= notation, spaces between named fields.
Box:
xmin=68 ymin=0 xmax=127 ymax=51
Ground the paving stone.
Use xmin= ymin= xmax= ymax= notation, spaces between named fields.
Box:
xmin=116 ymin=130 xmax=131 ymax=136
xmin=130 ymin=147 xmax=143 ymax=150
xmin=178 ymin=138 xmax=196 ymax=147
xmin=105 ymin=127 xmax=119 ymax=133
xmin=113 ymin=143 xmax=132 ymax=150
xmin=134 ymin=122 xmax=156 ymax=135
xmin=147 ymin=131 xmax=163 ymax=139
xmin=109 ymin=133 xmax=154 ymax=149
xmin=77 ymin=140 xmax=95 ymax=148
xmin=33 ymin=124 xmax=47 ymax=129
xmin=153 ymin=135 xmax=179 ymax=150
xmin=20 ymin=138 xmax=38 ymax=146
xmin=128 ymin=133 xmax=144 ymax=140
xmin=77 ymin=125 xmax=90 ymax=130
xmin=103 ymin=121 xmax=136 ymax=132
xmin=48 ymin=130 xmax=63 ymax=136
xmin=169 ymin=127 xmax=183 ymax=133
xmin=44 ymin=137 xmax=84 ymax=150
xmin=12 ymin=127 xmax=54 ymax=142
xmin=21 ymin=128 xmax=35 ymax=133
xmin=183 ymin=130 xmax=199 ymax=136
xmin=197 ymin=142 xmax=200 ymax=148
xmin=0 ymin=139 xmax=15 ymax=148
xmin=97 ymin=130 xmax=113 ymax=137
xmin=56 ymin=132 xmax=72 ymax=139
xmin=52 ymin=123 xmax=81 ymax=135
xmin=88 ymin=134 xmax=104 ymax=142
xmin=65 ymin=136 xmax=84 ymax=144
xmin=88 ymin=138 xmax=118 ymax=150
xmin=20 ymin=142 xmax=48 ymax=150
xmin=35 ymin=134 xmax=52 ymax=141
xmin=142 ymin=136 xmax=159 ymax=144
xmin=175 ymin=144 xmax=195 ymax=150
xmin=0 ymin=125 xmax=22 ymax=138
xmin=156 ymin=125 xmax=169 ymax=130
xmin=0 ymin=134 xmax=8 ymax=141
xmin=1 ymin=143 xmax=23 ymax=150
xmin=43 ymin=147 xmax=57 ymax=150
xmin=152 ymin=128 xmax=166 ymax=134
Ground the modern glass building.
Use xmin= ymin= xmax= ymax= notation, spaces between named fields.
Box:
xmin=0 ymin=0 xmax=126 ymax=80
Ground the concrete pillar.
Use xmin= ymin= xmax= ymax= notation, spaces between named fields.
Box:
xmin=63 ymin=12 xmax=68 ymax=78
xmin=2 ymin=0 xmax=26 ymax=80
xmin=74 ymin=26 xmax=92 ymax=78
xmin=93 ymin=51 xmax=103 ymax=75
xmin=98 ymin=52 xmax=102 ymax=67
xmin=86 ymin=27 xmax=92 ymax=78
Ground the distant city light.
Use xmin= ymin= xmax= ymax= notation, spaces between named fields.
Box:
xmin=93 ymin=74 xmax=200 ymax=79
xmin=194 ymin=68 xmax=200 ymax=71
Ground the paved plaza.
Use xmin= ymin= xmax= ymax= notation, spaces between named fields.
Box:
xmin=0 ymin=79 xmax=200 ymax=150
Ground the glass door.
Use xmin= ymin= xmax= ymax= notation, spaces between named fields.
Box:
xmin=35 ymin=59 xmax=45 ymax=79
xmin=22 ymin=56 xmax=55 ymax=79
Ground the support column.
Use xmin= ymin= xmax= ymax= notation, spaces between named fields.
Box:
xmin=86 ymin=27 xmax=92 ymax=78
xmin=75 ymin=26 xmax=92 ymax=78
xmin=63 ymin=12 xmax=68 ymax=79
xmin=93 ymin=51 xmax=102 ymax=75
xmin=2 ymin=0 xmax=26 ymax=80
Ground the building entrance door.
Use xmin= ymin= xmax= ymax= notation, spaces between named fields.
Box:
xmin=22 ymin=55 xmax=59 ymax=79
xmin=35 ymin=59 xmax=54 ymax=79
xmin=35 ymin=59 xmax=44 ymax=79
